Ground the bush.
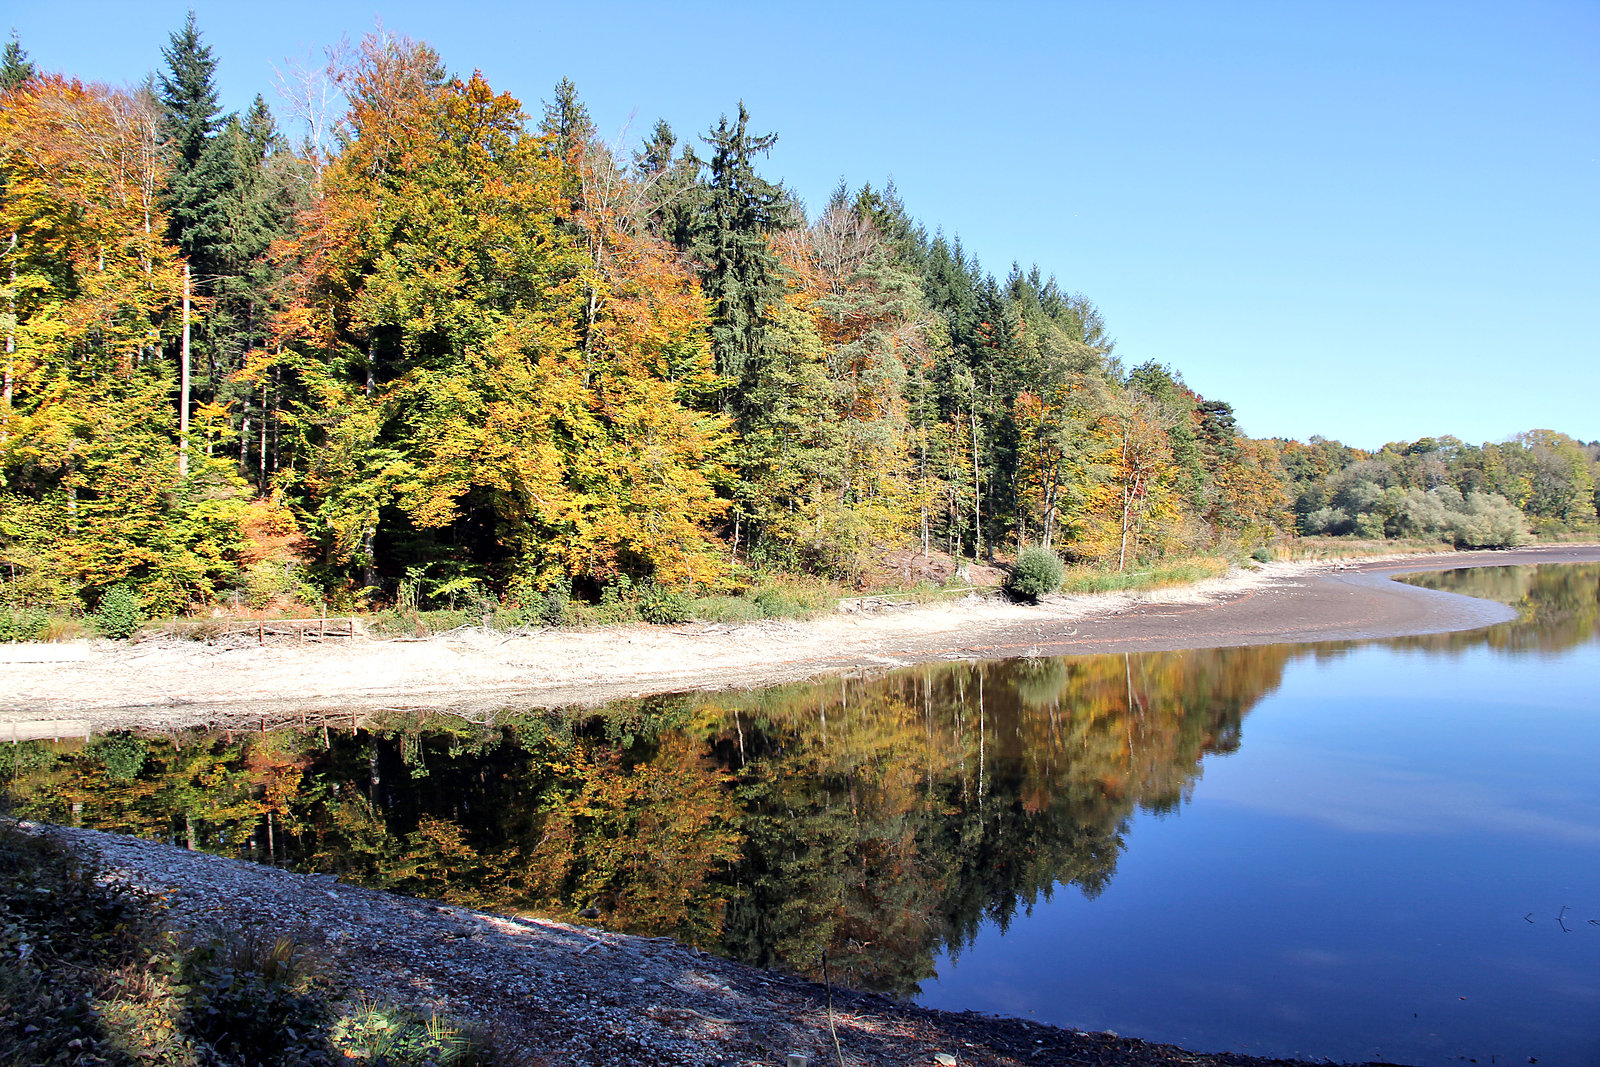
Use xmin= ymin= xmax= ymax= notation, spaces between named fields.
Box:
xmin=1006 ymin=545 xmax=1065 ymax=601
xmin=243 ymin=560 xmax=294 ymax=609
xmin=179 ymin=931 xmax=333 ymax=1066
xmin=95 ymin=585 xmax=144 ymax=639
xmin=1250 ymin=546 xmax=1274 ymax=563
xmin=537 ymin=589 xmax=569 ymax=628
xmin=0 ymin=606 xmax=50 ymax=642
xmin=90 ymin=732 xmax=149 ymax=781
xmin=637 ymin=585 xmax=692 ymax=625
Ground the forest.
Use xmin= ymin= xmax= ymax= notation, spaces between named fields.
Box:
xmin=1 ymin=20 xmax=1595 ymax=625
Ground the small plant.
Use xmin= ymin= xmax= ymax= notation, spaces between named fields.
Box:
xmin=537 ymin=588 xmax=569 ymax=628
xmin=179 ymin=930 xmax=333 ymax=1065
xmin=332 ymin=1000 xmax=494 ymax=1066
xmin=1006 ymin=545 xmax=1065 ymax=602
xmin=1251 ymin=546 xmax=1274 ymax=563
xmin=638 ymin=584 xmax=692 ymax=625
xmin=95 ymin=585 xmax=144 ymax=639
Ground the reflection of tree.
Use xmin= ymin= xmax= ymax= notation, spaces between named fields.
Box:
xmin=4 ymin=641 xmax=1316 ymax=996
xmin=706 ymin=646 xmax=1295 ymax=993
xmin=1399 ymin=563 xmax=1600 ymax=655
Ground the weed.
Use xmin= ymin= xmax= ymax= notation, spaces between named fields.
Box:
xmin=333 ymin=999 xmax=500 ymax=1066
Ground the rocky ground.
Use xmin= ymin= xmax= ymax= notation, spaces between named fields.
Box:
xmin=26 ymin=822 xmax=1388 ymax=1067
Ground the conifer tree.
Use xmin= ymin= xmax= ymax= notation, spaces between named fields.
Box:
xmin=539 ymin=77 xmax=595 ymax=162
xmin=692 ymin=104 xmax=790 ymax=408
xmin=0 ymin=31 xmax=35 ymax=93
xmin=158 ymin=12 xmax=220 ymax=183
xmin=635 ymin=118 xmax=701 ymax=250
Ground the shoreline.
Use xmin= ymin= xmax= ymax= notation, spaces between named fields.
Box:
xmin=12 ymin=546 xmax=1600 ymax=1065
xmin=3 ymin=544 xmax=1598 ymax=733
xmin=23 ymin=821 xmax=1380 ymax=1067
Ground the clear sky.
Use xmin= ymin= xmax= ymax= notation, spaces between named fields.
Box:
xmin=11 ymin=1 xmax=1597 ymax=450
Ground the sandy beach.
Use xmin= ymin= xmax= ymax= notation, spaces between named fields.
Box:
xmin=4 ymin=545 xmax=1597 ymax=732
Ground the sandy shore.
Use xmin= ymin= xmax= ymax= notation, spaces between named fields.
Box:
xmin=3 ymin=544 xmax=1597 ymax=732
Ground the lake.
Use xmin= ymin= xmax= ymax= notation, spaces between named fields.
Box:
xmin=5 ymin=562 xmax=1597 ymax=1065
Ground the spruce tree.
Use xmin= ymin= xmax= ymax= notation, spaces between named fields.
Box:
xmin=634 ymin=118 xmax=676 ymax=177
xmin=692 ymin=103 xmax=790 ymax=409
xmin=539 ymin=77 xmax=594 ymax=161
xmin=157 ymin=12 xmax=221 ymax=177
xmin=1 ymin=30 xmax=35 ymax=92
xmin=635 ymin=119 xmax=701 ymax=249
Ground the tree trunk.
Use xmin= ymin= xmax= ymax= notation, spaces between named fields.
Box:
xmin=259 ymin=380 xmax=269 ymax=492
xmin=361 ymin=527 xmax=378 ymax=592
xmin=179 ymin=263 xmax=191 ymax=478
xmin=239 ymin=397 xmax=251 ymax=471
xmin=3 ymin=233 xmax=14 ymax=410
xmin=970 ymin=408 xmax=982 ymax=560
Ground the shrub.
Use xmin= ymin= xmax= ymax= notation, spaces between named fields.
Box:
xmin=0 ymin=606 xmax=49 ymax=643
xmin=537 ymin=589 xmax=569 ymax=628
xmin=638 ymin=585 xmax=692 ymax=625
xmin=1250 ymin=546 xmax=1273 ymax=563
xmin=244 ymin=560 xmax=294 ymax=609
xmin=595 ymin=576 xmax=636 ymax=623
xmin=1006 ymin=545 xmax=1065 ymax=601
xmin=179 ymin=931 xmax=333 ymax=1066
xmin=90 ymin=732 xmax=148 ymax=781
xmin=95 ymin=585 xmax=144 ymax=639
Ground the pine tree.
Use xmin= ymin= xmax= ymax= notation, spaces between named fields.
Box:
xmin=0 ymin=30 xmax=35 ymax=93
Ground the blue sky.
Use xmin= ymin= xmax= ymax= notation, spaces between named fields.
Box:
xmin=12 ymin=1 xmax=1598 ymax=450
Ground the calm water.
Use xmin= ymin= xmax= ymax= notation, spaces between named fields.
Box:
xmin=5 ymin=563 xmax=1597 ymax=1065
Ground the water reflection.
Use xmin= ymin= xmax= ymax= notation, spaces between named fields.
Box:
xmin=2 ymin=563 xmax=1595 ymax=1012
xmin=1399 ymin=561 xmax=1600 ymax=653
xmin=3 ymin=644 xmax=1298 ymax=994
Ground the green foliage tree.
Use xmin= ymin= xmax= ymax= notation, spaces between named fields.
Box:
xmin=691 ymin=104 xmax=790 ymax=405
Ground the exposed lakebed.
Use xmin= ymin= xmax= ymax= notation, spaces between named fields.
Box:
xmin=5 ymin=563 xmax=1598 ymax=1065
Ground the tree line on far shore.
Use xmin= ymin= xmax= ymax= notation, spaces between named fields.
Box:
xmin=1 ymin=22 xmax=1595 ymax=623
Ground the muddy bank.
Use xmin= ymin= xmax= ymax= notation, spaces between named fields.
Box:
xmin=25 ymin=822 xmax=1375 ymax=1067
xmin=2 ymin=544 xmax=1596 ymax=732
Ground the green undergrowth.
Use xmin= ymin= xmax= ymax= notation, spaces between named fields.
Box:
xmin=0 ymin=820 xmax=504 ymax=1066
xmin=1056 ymin=556 xmax=1232 ymax=595
xmin=362 ymin=576 xmax=841 ymax=635
xmin=1258 ymin=538 xmax=1472 ymax=562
